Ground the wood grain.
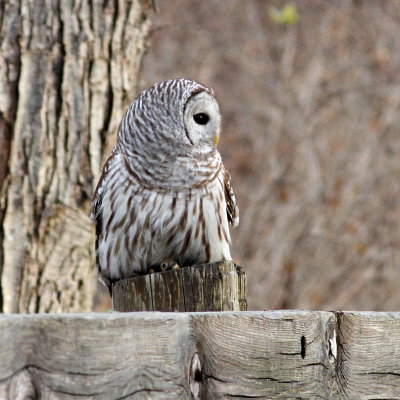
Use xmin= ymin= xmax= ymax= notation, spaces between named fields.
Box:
xmin=2 ymin=311 xmax=400 ymax=399
xmin=192 ymin=311 xmax=336 ymax=399
xmin=336 ymin=312 xmax=400 ymax=399
xmin=112 ymin=261 xmax=247 ymax=312
xmin=0 ymin=313 xmax=195 ymax=399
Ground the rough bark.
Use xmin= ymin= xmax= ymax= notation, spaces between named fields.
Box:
xmin=0 ymin=0 xmax=152 ymax=313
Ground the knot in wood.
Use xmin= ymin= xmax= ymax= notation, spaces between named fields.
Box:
xmin=189 ymin=352 xmax=202 ymax=399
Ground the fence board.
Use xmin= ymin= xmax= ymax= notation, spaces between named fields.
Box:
xmin=1 ymin=311 xmax=400 ymax=399
xmin=0 ymin=313 xmax=194 ymax=399
xmin=336 ymin=312 xmax=400 ymax=399
xmin=191 ymin=311 xmax=336 ymax=399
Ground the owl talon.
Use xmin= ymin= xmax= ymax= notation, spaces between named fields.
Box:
xmin=160 ymin=262 xmax=180 ymax=272
xmin=171 ymin=263 xmax=180 ymax=271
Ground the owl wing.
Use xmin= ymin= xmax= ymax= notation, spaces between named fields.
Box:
xmin=223 ymin=168 xmax=239 ymax=227
xmin=90 ymin=146 xmax=119 ymax=223
xmin=90 ymin=146 xmax=120 ymax=293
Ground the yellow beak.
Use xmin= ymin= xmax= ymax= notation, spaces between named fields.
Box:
xmin=214 ymin=135 xmax=219 ymax=146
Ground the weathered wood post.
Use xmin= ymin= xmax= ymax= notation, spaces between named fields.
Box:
xmin=112 ymin=261 xmax=247 ymax=312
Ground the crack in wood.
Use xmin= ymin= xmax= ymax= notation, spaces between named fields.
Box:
xmin=301 ymin=334 xmax=306 ymax=359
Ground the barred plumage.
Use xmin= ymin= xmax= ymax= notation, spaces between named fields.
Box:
xmin=91 ymin=78 xmax=239 ymax=292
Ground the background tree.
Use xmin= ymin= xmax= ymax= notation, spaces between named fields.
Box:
xmin=0 ymin=0 xmax=153 ymax=313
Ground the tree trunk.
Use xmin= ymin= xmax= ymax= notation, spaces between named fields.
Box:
xmin=0 ymin=0 xmax=152 ymax=313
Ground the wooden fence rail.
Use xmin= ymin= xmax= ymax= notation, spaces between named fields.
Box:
xmin=1 ymin=311 xmax=400 ymax=399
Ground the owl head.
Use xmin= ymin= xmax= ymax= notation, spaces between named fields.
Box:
xmin=119 ymin=79 xmax=222 ymax=159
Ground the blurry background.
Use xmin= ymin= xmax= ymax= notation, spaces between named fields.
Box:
xmin=138 ymin=0 xmax=400 ymax=311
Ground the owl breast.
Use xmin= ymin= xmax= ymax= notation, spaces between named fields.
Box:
xmin=96 ymin=151 xmax=232 ymax=281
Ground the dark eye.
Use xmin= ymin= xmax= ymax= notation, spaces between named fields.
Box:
xmin=193 ymin=113 xmax=209 ymax=125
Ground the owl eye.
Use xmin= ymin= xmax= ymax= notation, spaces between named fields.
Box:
xmin=193 ymin=113 xmax=209 ymax=125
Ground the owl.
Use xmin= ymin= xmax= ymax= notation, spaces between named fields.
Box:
xmin=91 ymin=78 xmax=239 ymax=293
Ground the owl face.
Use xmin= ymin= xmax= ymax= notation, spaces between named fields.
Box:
xmin=114 ymin=78 xmax=228 ymax=190
xmin=120 ymin=79 xmax=222 ymax=162
xmin=183 ymin=91 xmax=221 ymax=149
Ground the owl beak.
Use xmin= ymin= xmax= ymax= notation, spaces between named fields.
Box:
xmin=213 ymin=134 xmax=219 ymax=146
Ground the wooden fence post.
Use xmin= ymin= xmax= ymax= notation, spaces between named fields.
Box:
xmin=112 ymin=261 xmax=247 ymax=312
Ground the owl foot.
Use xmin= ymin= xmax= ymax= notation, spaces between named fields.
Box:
xmin=160 ymin=261 xmax=180 ymax=272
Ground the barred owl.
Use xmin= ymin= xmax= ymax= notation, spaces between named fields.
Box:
xmin=91 ymin=78 xmax=239 ymax=293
